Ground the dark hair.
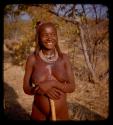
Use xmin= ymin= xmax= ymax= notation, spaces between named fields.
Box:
xmin=34 ymin=21 xmax=63 ymax=57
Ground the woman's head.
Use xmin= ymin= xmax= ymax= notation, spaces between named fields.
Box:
xmin=35 ymin=21 xmax=62 ymax=56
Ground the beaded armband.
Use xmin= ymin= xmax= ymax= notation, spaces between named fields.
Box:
xmin=31 ymin=84 xmax=40 ymax=95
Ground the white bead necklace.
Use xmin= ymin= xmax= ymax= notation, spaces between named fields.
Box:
xmin=39 ymin=49 xmax=58 ymax=64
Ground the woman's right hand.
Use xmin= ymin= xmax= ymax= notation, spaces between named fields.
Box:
xmin=46 ymin=87 xmax=63 ymax=100
xmin=33 ymin=80 xmax=56 ymax=95
xmin=37 ymin=80 xmax=56 ymax=93
xmin=34 ymin=80 xmax=63 ymax=99
xmin=33 ymin=85 xmax=45 ymax=95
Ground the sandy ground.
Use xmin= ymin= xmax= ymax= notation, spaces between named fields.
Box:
xmin=3 ymin=44 xmax=109 ymax=120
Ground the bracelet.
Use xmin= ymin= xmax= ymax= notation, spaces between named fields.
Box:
xmin=32 ymin=84 xmax=42 ymax=95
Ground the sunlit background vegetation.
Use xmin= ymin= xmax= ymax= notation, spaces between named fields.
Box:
xmin=4 ymin=4 xmax=109 ymax=120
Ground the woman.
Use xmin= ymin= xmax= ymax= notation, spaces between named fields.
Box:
xmin=23 ymin=21 xmax=75 ymax=120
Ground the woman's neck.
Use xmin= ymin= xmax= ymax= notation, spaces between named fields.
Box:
xmin=42 ymin=49 xmax=55 ymax=56
xmin=39 ymin=48 xmax=58 ymax=64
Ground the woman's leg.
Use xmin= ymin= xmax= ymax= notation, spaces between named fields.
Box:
xmin=31 ymin=104 xmax=47 ymax=120
xmin=56 ymin=104 xmax=69 ymax=120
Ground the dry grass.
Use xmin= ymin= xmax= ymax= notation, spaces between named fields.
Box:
xmin=3 ymin=40 xmax=109 ymax=120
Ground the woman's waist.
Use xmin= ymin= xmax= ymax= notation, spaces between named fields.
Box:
xmin=34 ymin=93 xmax=67 ymax=104
xmin=33 ymin=94 xmax=67 ymax=114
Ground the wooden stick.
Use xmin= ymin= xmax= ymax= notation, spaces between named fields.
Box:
xmin=46 ymin=65 xmax=56 ymax=121
xmin=50 ymin=99 xmax=56 ymax=121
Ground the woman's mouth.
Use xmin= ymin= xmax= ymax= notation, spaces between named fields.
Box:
xmin=47 ymin=42 xmax=53 ymax=45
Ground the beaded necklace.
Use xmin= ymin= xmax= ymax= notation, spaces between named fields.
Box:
xmin=39 ymin=49 xmax=58 ymax=64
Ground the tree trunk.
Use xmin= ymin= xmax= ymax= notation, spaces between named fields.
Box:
xmin=78 ymin=24 xmax=99 ymax=83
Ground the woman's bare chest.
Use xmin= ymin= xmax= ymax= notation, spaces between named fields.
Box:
xmin=31 ymin=57 xmax=67 ymax=82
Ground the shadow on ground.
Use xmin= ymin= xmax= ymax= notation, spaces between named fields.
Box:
xmin=67 ymin=102 xmax=105 ymax=120
xmin=4 ymin=81 xmax=105 ymax=120
xmin=4 ymin=82 xmax=30 ymax=120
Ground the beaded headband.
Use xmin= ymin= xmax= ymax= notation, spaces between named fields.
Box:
xmin=35 ymin=21 xmax=45 ymax=32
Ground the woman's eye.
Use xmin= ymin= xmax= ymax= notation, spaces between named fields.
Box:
xmin=52 ymin=34 xmax=56 ymax=36
xmin=42 ymin=33 xmax=56 ymax=38
xmin=50 ymin=34 xmax=56 ymax=37
xmin=43 ymin=34 xmax=48 ymax=37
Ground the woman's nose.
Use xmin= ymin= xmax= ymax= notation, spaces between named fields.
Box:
xmin=48 ymin=34 xmax=52 ymax=38
xmin=47 ymin=36 xmax=52 ymax=40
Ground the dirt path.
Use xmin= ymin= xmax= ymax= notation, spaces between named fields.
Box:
xmin=4 ymin=62 xmax=33 ymax=120
xmin=3 ymin=45 xmax=109 ymax=120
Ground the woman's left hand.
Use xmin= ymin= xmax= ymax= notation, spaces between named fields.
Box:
xmin=38 ymin=80 xmax=56 ymax=94
xmin=46 ymin=87 xmax=63 ymax=100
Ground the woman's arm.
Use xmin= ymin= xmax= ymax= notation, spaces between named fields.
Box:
xmin=35 ymin=54 xmax=75 ymax=94
xmin=34 ymin=80 xmax=63 ymax=99
xmin=23 ymin=54 xmax=63 ymax=98
xmin=54 ymin=54 xmax=75 ymax=93
xmin=23 ymin=54 xmax=35 ymax=95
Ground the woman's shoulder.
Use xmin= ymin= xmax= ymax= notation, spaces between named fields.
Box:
xmin=26 ymin=52 xmax=36 ymax=65
xmin=62 ymin=53 xmax=70 ymax=60
xmin=61 ymin=53 xmax=71 ymax=64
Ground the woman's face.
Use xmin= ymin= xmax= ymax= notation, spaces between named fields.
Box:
xmin=39 ymin=25 xmax=58 ymax=50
